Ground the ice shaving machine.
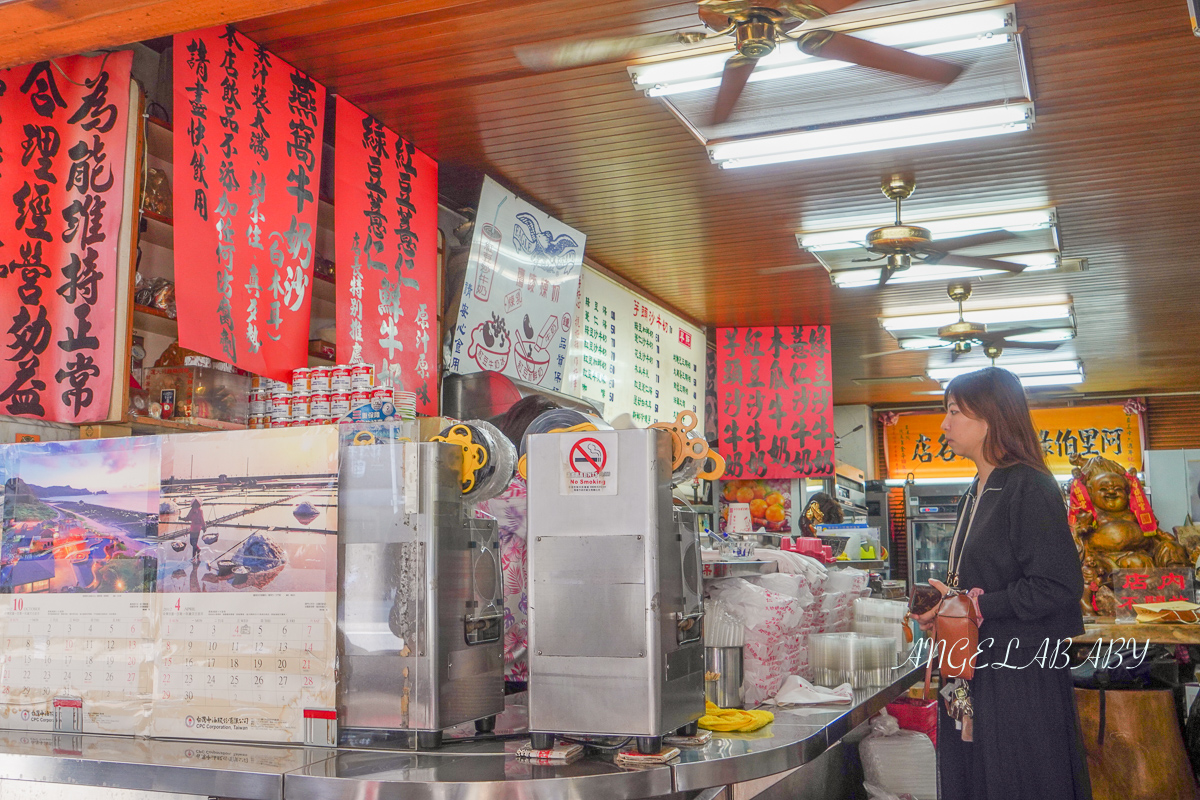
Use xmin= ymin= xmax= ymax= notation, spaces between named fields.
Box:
xmin=337 ymin=425 xmax=510 ymax=749
xmin=525 ymin=427 xmax=706 ymax=754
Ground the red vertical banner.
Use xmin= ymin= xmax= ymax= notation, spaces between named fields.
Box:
xmin=333 ymin=98 xmax=438 ymax=413
xmin=715 ymin=326 xmax=833 ymax=478
xmin=173 ymin=26 xmax=327 ymax=381
xmin=0 ymin=51 xmax=133 ymax=423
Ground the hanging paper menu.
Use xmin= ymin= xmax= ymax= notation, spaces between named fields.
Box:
xmin=448 ymin=176 xmax=585 ymax=391
xmin=564 ymin=268 xmax=706 ymax=429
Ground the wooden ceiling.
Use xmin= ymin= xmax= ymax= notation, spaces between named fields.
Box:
xmin=13 ymin=0 xmax=1200 ymax=405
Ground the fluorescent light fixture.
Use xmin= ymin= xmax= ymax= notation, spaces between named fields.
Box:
xmin=1018 ymin=373 xmax=1085 ymax=388
xmin=631 ymin=8 xmax=1014 ymax=95
xmin=710 ymin=103 xmax=1032 ymax=169
xmin=899 ymin=338 xmax=951 ymax=350
xmin=881 ymin=302 xmax=1072 ymax=332
xmin=884 ymin=475 xmax=1075 ymax=486
xmin=830 ymin=252 xmax=1058 ymax=288
xmin=801 ymin=209 xmax=1055 ymax=251
xmin=927 ymin=360 xmax=1082 ymax=381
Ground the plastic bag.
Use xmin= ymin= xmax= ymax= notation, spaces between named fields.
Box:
xmin=859 ymin=711 xmax=936 ymax=800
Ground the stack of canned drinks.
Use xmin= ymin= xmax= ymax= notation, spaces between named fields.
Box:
xmin=248 ymin=363 xmax=388 ymax=428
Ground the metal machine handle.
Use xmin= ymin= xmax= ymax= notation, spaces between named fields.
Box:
xmin=675 ymin=609 xmax=705 ymax=646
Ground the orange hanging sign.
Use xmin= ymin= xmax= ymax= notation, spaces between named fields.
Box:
xmin=883 ymin=404 xmax=1143 ymax=480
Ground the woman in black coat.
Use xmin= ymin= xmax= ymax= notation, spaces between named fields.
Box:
xmin=913 ymin=367 xmax=1092 ymax=800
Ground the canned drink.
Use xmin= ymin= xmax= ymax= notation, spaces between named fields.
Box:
xmin=266 ymin=378 xmax=291 ymax=394
xmin=309 ymin=392 xmax=332 ymax=417
xmin=291 ymin=392 xmax=312 ymax=419
xmin=310 ymin=366 xmax=333 ymax=392
xmin=309 ymin=414 xmax=331 ymax=427
xmin=269 ymin=392 xmax=292 ymax=422
xmin=249 ymin=391 xmax=267 ymax=416
xmin=370 ymin=387 xmax=393 ymax=409
xmin=350 ymin=389 xmax=370 ymax=410
xmin=292 ymin=367 xmax=312 ymax=392
xmin=331 ymin=365 xmax=353 ymax=393
xmin=261 ymin=415 xmax=272 ymax=429
xmin=250 ymin=376 xmax=262 ymax=391
xmin=330 ymin=392 xmax=351 ymax=418
xmin=350 ymin=364 xmax=375 ymax=391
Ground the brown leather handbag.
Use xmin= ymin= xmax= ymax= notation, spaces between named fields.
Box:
xmin=922 ymin=590 xmax=982 ymax=696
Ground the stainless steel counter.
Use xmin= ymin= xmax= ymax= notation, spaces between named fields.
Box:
xmin=0 ymin=665 xmax=921 ymax=800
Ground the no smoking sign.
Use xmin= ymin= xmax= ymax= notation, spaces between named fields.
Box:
xmin=560 ymin=432 xmax=618 ymax=495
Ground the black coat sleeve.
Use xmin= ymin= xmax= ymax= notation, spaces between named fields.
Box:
xmin=976 ymin=473 xmax=1083 ymax=622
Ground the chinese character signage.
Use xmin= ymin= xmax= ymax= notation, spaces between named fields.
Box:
xmin=174 ymin=26 xmax=327 ymax=381
xmin=449 ymin=176 xmax=585 ymax=391
xmin=1112 ymin=568 xmax=1194 ymax=621
xmin=564 ymin=267 xmax=705 ymax=428
xmin=0 ymin=52 xmax=133 ymax=422
xmin=715 ymin=326 xmax=833 ymax=479
xmin=883 ymin=404 xmax=1143 ymax=480
xmin=334 ymin=98 xmax=438 ymax=414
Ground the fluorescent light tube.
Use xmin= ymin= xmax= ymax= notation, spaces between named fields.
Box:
xmin=831 ymin=255 xmax=1057 ymax=288
xmin=631 ymin=7 xmax=1013 ymax=92
xmin=927 ymin=360 xmax=1081 ymax=381
xmin=881 ymin=303 xmax=1072 ymax=332
xmin=802 ymin=209 xmax=1054 ymax=251
xmin=711 ymin=104 xmax=1032 ymax=168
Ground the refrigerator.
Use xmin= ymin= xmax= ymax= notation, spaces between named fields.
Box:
xmin=905 ymin=482 xmax=967 ymax=589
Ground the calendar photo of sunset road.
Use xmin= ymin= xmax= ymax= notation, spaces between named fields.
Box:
xmin=0 ymin=438 xmax=160 ymax=594
xmin=155 ymin=427 xmax=338 ymax=594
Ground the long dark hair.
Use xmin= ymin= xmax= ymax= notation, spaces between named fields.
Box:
xmin=945 ymin=367 xmax=1051 ymax=475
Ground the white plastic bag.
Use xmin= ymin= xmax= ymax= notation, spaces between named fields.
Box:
xmin=859 ymin=711 xmax=936 ymax=800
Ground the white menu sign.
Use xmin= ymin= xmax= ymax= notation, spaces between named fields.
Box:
xmin=565 ymin=268 xmax=705 ymax=430
xmin=449 ymin=177 xmax=586 ymax=391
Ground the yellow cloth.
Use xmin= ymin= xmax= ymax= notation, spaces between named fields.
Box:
xmin=697 ymin=701 xmax=774 ymax=732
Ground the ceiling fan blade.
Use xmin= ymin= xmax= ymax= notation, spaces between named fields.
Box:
xmin=797 ymin=31 xmax=962 ymax=85
xmin=930 ymin=252 xmax=1028 ymax=273
xmin=698 ymin=5 xmax=732 ymax=30
xmin=994 ymin=340 xmax=1063 ymax=352
xmin=926 ymin=230 xmax=1019 ymax=253
xmin=515 ymin=32 xmax=694 ymax=71
xmin=712 ymin=54 xmax=759 ymax=124
xmin=950 ymin=347 xmax=964 ymax=363
xmin=978 ymin=327 xmax=1039 ymax=341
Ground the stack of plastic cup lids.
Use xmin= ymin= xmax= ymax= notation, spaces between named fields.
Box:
xmin=808 ymin=633 xmax=897 ymax=688
xmin=851 ymin=598 xmax=910 ymax=658
xmin=703 ymin=598 xmax=745 ymax=648
xmin=518 ymin=409 xmax=612 ymax=456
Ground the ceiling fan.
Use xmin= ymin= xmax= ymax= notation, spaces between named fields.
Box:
xmin=838 ymin=174 xmax=1031 ymax=288
xmin=514 ymin=1 xmax=964 ymax=124
xmin=863 ymin=281 xmax=1065 ymax=362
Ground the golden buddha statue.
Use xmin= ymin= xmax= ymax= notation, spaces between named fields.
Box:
xmin=1069 ymin=454 xmax=1188 ymax=613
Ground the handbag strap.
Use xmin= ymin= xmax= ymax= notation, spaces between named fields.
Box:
xmin=946 ymin=480 xmax=982 ymax=589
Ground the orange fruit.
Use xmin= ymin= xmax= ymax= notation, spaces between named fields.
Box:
xmin=765 ymin=492 xmax=784 ymax=507
xmin=736 ymin=487 xmax=755 ymax=504
xmin=765 ymin=504 xmax=786 ymax=523
xmin=752 ymin=484 xmax=766 ymax=499
xmin=749 ymin=498 xmax=768 ymax=518
xmin=723 ymin=484 xmax=739 ymax=502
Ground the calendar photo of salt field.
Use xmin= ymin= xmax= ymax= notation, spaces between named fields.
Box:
xmin=0 ymin=438 xmax=160 ymax=594
xmin=156 ymin=427 xmax=338 ymax=594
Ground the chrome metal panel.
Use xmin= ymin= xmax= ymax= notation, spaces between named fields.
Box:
xmin=0 ymin=730 xmax=330 ymax=800
xmin=527 ymin=428 xmax=699 ymax=739
xmin=338 ymin=438 xmax=504 ymax=742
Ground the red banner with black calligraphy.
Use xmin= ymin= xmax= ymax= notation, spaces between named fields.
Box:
xmin=0 ymin=51 xmax=132 ymax=423
xmin=333 ymin=97 xmax=439 ymax=413
xmin=173 ymin=26 xmax=326 ymax=381
xmin=716 ymin=326 xmax=834 ymax=479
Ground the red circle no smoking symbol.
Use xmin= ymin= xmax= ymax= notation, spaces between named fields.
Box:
xmin=569 ymin=438 xmax=607 ymax=474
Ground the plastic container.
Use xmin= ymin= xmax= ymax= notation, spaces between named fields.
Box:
xmin=808 ymin=632 xmax=897 ymax=688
